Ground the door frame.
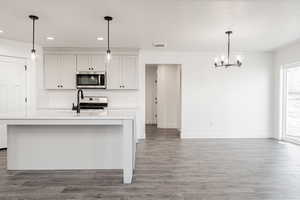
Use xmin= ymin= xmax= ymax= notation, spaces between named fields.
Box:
xmin=281 ymin=62 xmax=300 ymax=144
xmin=144 ymin=63 xmax=182 ymax=138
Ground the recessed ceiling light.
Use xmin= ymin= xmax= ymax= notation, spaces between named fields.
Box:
xmin=97 ymin=37 xmax=104 ymax=41
xmin=0 ymin=30 xmax=3 ymax=33
xmin=47 ymin=37 xmax=54 ymax=40
xmin=152 ymin=42 xmax=167 ymax=48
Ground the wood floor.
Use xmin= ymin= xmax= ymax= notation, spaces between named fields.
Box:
xmin=1 ymin=125 xmax=300 ymax=199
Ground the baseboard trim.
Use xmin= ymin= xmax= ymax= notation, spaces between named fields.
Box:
xmin=181 ymin=130 xmax=272 ymax=139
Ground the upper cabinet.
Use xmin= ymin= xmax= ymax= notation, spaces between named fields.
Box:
xmin=77 ymin=55 xmax=106 ymax=71
xmin=44 ymin=53 xmax=138 ymax=90
xmin=107 ymin=55 xmax=138 ymax=90
xmin=44 ymin=54 xmax=76 ymax=89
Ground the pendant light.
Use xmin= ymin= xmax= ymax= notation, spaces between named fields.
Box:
xmin=29 ymin=15 xmax=39 ymax=60
xmin=214 ymin=31 xmax=242 ymax=68
xmin=104 ymin=16 xmax=113 ymax=62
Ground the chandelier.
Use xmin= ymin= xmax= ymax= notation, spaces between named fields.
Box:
xmin=214 ymin=31 xmax=242 ymax=68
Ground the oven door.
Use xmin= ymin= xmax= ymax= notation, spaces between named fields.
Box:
xmin=76 ymin=73 xmax=106 ymax=89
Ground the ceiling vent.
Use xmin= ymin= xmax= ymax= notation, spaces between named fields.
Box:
xmin=153 ymin=42 xmax=166 ymax=48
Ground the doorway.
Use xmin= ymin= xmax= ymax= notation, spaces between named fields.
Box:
xmin=145 ymin=64 xmax=181 ymax=138
xmin=282 ymin=64 xmax=300 ymax=144
xmin=0 ymin=56 xmax=27 ymax=149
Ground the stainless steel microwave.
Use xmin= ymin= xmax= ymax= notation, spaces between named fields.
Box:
xmin=76 ymin=71 xmax=106 ymax=89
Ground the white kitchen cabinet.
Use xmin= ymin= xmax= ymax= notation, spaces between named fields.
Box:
xmin=60 ymin=55 xmax=77 ymax=89
xmin=77 ymin=55 xmax=106 ymax=71
xmin=122 ymin=56 xmax=138 ymax=89
xmin=44 ymin=54 xmax=76 ymax=89
xmin=107 ymin=56 xmax=138 ymax=90
xmin=76 ymin=55 xmax=89 ymax=71
xmin=107 ymin=56 xmax=122 ymax=89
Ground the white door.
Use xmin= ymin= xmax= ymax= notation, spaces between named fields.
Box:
xmin=60 ymin=55 xmax=76 ymax=89
xmin=0 ymin=56 xmax=27 ymax=148
xmin=107 ymin=56 xmax=122 ymax=89
xmin=145 ymin=66 xmax=157 ymax=124
xmin=157 ymin=65 xmax=180 ymax=129
xmin=121 ymin=56 xmax=138 ymax=89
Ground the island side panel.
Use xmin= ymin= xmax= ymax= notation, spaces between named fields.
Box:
xmin=7 ymin=124 xmax=123 ymax=170
xmin=122 ymin=119 xmax=134 ymax=184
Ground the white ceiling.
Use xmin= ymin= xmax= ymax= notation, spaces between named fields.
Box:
xmin=1 ymin=0 xmax=300 ymax=52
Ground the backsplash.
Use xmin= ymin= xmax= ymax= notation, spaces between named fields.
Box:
xmin=37 ymin=90 xmax=138 ymax=110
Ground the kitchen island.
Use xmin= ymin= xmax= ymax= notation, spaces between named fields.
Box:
xmin=0 ymin=110 xmax=136 ymax=184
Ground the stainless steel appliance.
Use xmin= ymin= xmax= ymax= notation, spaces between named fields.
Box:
xmin=76 ymin=71 xmax=106 ymax=89
xmin=72 ymin=96 xmax=108 ymax=110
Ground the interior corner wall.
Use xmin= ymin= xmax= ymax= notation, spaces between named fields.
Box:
xmin=273 ymin=41 xmax=300 ymax=139
xmin=139 ymin=50 xmax=274 ymax=139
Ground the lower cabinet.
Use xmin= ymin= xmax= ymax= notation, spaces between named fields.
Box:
xmin=44 ymin=54 xmax=76 ymax=89
xmin=107 ymin=55 xmax=138 ymax=90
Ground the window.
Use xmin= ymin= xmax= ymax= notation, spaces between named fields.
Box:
xmin=283 ymin=65 xmax=300 ymax=143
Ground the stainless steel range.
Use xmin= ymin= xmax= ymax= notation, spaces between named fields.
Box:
xmin=72 ymin=96 xmax=108 ymax=111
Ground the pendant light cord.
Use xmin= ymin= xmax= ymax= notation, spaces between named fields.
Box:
xmin=104 ymin=16 xmax=113 ymax=55
xmin=107 ymin=19 xmax=110 ymax=51
xmin=32 ymin=18 xmax=35 ymax=51
xmin=227 ymin=32 xmax=230 ymax=64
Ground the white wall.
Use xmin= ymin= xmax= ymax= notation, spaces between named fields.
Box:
xmin=139 ymin=50 xmax=274 ymax=139
xmin=157 ymin=64 xmax=181 ymax=129
xmin=145 ymin=65 xmax=157 ymax=124
xmin=273 ymin=41 xmax=300 ymax=139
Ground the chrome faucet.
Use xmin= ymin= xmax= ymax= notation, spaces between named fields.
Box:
xmin=76 ymin=89 xmax=84 ymax=113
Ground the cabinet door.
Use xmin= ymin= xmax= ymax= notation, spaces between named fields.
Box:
xmin=44 ymin=55 xmax=61 ymax=89
xmin=91 ymin=55 xmax=106 ymax=71
xmin=121 ymin=56 xmax=138 ymax=89
xmin=60 ymin=55 xmax=76 ymax=89
xmin=106 ymin=56 xmax=122 ymax=89
xmin=77 ymin=55 xmax=90 ymax=71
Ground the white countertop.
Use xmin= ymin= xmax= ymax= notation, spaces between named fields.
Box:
xmin=0 ymin=109 xmax=136 ymax=120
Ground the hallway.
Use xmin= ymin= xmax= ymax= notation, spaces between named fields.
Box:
xmin=0 ymin=127 xmax=300 ymax=199
xmin=145 ymin=124 xmax=180 ymax=140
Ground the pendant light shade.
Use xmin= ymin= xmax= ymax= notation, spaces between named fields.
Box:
xmin=29 ymin=15 xmax=39 ymax=60
xmin=214 ymin=31 xmax=242 ymax=68
xmin=104 ymin=16 xmax=113 ymax=63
